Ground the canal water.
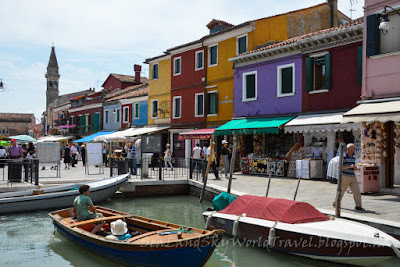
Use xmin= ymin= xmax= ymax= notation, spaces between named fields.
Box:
xmin=0 ymin=195 xmax=399 ymax=266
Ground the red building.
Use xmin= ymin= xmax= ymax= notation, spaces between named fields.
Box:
xmin=102 ymin=72 xmax=142 ymax=92
xmin=167 ymin=41 xmax=207 ymax=157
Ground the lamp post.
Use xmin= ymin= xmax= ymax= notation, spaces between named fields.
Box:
xmin=0 ymin=79 xmax=5 ymax=91
xmin=379 ymin=5 xmax=400 ymax=31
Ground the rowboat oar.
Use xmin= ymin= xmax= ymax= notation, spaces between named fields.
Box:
xmin=200 ymin=138 xmax=214 ymax=203
xmin=69 ymin=215 xmax=133 ymax=227
xmin=335 ymin=144 xmax=346 ymax=218
xmin=293 ymin=175 xmax=302 ymax=201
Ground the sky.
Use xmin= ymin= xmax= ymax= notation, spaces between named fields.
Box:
xmin=0 ymin=0 xmax=364 ymax=122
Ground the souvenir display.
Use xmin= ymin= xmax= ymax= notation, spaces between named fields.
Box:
xmin=287 ymin=150 xmax=303 ymax=178
xmin=361 ymin=122 xmax=383 ymax=164
xmin=240 ymin=157 xmax=249 ymax=174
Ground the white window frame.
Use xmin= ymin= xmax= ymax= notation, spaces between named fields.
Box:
xmin=151 ymin=99 xmax=159 ymax=119
xmin=123 ymin=106 xmax=129 ymax=123
xmin=236 ymin=34 xmax=248 ymax=55
xmin=85 ymin=113 xmax=89 ymax=125
xmin=133 ymin=103 xmax=139 ymax=119
xmin=173 ymin=56 xmax=181 ymax=76
xmin=207 ymin=90 xmax=218 ymax=116
xmin=152 ymin=63 xmax=159 ymax=80
xmin=242 ymin=71 xmax=257 ymax=102
xmin=195 ymin=93 xmax=204 ymax=117
xmin=208 ymin=44 xmax=218 ymax=67
xmin=70 ymin=116 xmax=75 ymax=125
xmin=115 ymin=108 xmax=121 ymax=123
xmin=277 ymin=63 xmax=296 ymax=97
xmin=172 ymin=96 xmax=182 ymax=119
xmin=195 ymin=50 xmax=204 ymax=71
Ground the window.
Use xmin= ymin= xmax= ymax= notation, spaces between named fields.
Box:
xmin=195 ymin=93 xmax=204 ymax=117
xmin=195 ymin=50 xmax=204 ymax=70
xmin=123 ymin=106 xmax=129 ymax=123
xmin=115 ymin=108 xmax=121 ymax=123
xmin=277 ymin=63 xmax=295 ymax=97
xmin=206 ymin=91 xmax=218 ymax=115
xmin=173 ymin=96 xmax=181 ymax=119
xmin=104 ymin=111 xmax=108 ymax=124
xmin=173 ymin=57 xmax=181 ymax=76
xmin=209 ymin=44 xmax=218 ymax=67
xmin=237 ymin=35 xmax=247 ymax=55
xmin=85 ymin=114 xmax=89 ymax=125
xmin=242 ymin=71 xmax=257 ymax=101
xmin=151 ymin=100 xmax=159 ymax=118
xmin=152 ymin=63 xmax=159 ymax=80
xmin=133 ymin=103 xmax=139 ymax=119
xmin=367 ymin=13 xmax=400 ymax=56
xmin=70 ymin=116 xmax=75 ymax=125
xmin=305 ymin=52 xmax=331 ymax=93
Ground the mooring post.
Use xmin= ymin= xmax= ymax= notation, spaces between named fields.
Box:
xmin=200 ymin=138 xmax=213 ymax=203
xmin=227 ymin=135 xmax=237 ymax=193
xmin=335 ymin=144 xmax=346 ymax=218
xmin=266 ymin=171 xmax=272 ymax=197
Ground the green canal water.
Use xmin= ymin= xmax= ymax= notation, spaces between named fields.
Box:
xmin=0 ymin=195 xmax=399 ymax=267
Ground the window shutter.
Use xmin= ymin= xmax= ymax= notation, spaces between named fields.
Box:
xmin=214 ymin=92 xmax=218 ymax=114
xmin=324 ymin=53 xmax=331 ymax=90
xmin=305 ymin=57 xmax=314 ymax=92
xmin=366 ymin=14 xmax=380 ymax=57
xmin=205 ymin=93 xmax=210 ymax=114
xmin=357 ymin=45 xmax=363 ymax=86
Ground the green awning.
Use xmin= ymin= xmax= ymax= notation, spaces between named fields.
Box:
xmin=215 ymin=116 xmax=296 ymax=136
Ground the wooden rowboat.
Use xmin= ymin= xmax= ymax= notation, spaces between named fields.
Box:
xmin=203 ymin=195 xmax=400 ymax=266
xmin=50 ymin=206 xmax=224 ymax=266
xmin=0 ymin=174 xmax=129 ymax=214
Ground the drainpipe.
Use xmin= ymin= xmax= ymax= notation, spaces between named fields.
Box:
xmin=328 ymin=0 xmax=338 ymax=27
xmin=202 ymin=40 xmax=208 ymax=129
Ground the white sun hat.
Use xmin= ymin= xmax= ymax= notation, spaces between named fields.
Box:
xmin=110 ymin=219 xmax=128 ymax=235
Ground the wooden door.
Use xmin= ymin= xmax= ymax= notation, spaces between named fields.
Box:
xmin=385 ymin=122 xmax=395 ymax=187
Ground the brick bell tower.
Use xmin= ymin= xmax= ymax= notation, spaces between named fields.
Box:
xmin=45 ymin=45 xmax=60 ymax=109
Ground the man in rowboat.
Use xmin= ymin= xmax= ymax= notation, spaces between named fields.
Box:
xmin=73 ymin=184 xmax=105 ymax=233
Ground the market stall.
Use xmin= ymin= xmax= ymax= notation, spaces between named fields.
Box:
xmin=215 ymin=116 xmax=296 ymax=176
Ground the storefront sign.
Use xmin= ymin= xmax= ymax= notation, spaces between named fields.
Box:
xmin=178 ymin=134 xmax=212 ymax=140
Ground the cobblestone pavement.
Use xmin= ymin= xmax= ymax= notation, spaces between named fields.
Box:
xmin=206 ymin=173 xmax=400 ymax=223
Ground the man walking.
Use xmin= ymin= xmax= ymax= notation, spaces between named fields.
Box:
xmin=206 ymin=142 xmax=220 ymax=180
xmin=8 ymin=139 xmax=23 ymax=159
xmin=191 ymin=143 xmax=203 ymax=177
xmin=220 ymin=140 xmax=231 ymax=178
xmin=70 ymin=143 xmax=78 ymax=167
xmin=334 ymin=143 xmax=364 ymax=211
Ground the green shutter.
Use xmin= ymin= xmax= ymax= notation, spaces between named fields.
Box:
xmin=357 ymin=46 xmax=363 ymax=86
xmin=324 ymin=53 xmax=331 ymax=90
xmin=305 ymin=57 xmax=314 ymax=92
xmin=246 ymin=74 xmax=256 ymax=98
xmin=281 ymin=67 xmax=293 ymax=94
xmin=205 ymin=93 xmax=210 ymax=114
xmin=214 ymin=92 xmax=218 ymax=114
xmin=366 ymin=14 xmax=380 ymax=57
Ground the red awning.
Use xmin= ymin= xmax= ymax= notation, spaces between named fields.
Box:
xmin=178 ymin=128 xmax=215 ymax=140
xmin=220 ymin=195 xmax=329 ymax=224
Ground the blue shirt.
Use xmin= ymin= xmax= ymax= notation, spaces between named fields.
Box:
xmin=342 ymin=152 xmax=355 ymax=176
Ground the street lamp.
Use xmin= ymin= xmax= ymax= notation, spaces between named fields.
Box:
xmin=379 ymin=5 xmax=400 ymax=31
xmin=0 ymin=79 xmax=4 ymax=91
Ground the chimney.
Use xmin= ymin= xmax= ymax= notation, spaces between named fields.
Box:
xmin=328 ymin=0 xmax=338 ymax=27
xmin=134 ymin=64 xmax=142 ymax=84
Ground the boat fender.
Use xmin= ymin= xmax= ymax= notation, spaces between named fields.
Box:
xmin=205 ymin=211 xmax=216 ymax=229
xmin=232 ymin=213 xmax=246 ymax=238
xmin=268 ymin=222 xmax=278 ymax=248
xmin=391 ymin=244 xmax=400 ymax=259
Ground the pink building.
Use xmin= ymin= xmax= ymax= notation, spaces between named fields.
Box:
xmin=343 ymin=0 xmax=400 ymax=190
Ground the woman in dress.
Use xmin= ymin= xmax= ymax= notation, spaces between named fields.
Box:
xmin=63 ymin=144 xmax=71 ymax=169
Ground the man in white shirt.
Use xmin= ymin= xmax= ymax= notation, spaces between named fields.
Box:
xmin=191 ymin=143 xmax=203 ymax=177
xmin=70 ymin=143 xmax=78 ymax=167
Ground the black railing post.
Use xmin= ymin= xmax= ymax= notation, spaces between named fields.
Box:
xmin=110 ymin=157 xmax=114 ymax=177
xmin=189 ymin=157 xmax=193 ymax=179
xmin=202 ymin=159 xmax=206 ymax=183
xmin=34 ymin=159 xmax=39 ymax=185
xmin=24 ymin=159 xmax=29 ymax=182
xmin=158 ymin=156 xmax=162 ymax=180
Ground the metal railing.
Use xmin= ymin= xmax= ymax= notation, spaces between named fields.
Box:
xmin=108 ymin=157 xmax=207 ymax=181
xmin=0 ymin=159 xmax=39 ymax=185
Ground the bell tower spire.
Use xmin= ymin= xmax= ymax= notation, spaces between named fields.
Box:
xmin=45 ymin=45 xmax=60 ymax=109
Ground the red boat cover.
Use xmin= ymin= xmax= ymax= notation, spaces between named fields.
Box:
xmin=219 ymin=195 xmax=329 ymax=224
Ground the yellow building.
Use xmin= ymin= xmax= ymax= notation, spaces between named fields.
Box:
xmin=204 ymin=1 xmax=348 ymax=126
xmin=145 ymin=55 xmax=172 ymax=125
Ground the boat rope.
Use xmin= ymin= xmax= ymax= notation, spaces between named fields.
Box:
xmin=268 ymin=221 xmax=278 ymax=248
xmin=177 ymin=226 xmax=195 ymax=233
xmin=232 ymin=213 xmax=246 ymax=238
xmin=391 ymin=244 xmax=400 ymax=258
xmin=205 ymin=211 xmax=216 ymax=229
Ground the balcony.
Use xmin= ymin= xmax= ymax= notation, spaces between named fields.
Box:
xmin=54 ymin=118 xmax=68 ymax=126
xmin=69 ymin=124 xmax=100 ymax=135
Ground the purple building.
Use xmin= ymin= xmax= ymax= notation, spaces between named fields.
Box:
xmin=233 ymin=54 xmax=302 ymax=117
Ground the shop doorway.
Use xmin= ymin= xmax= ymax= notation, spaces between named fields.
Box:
xmin=385 ymin=122 xmax=395 ymax=188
